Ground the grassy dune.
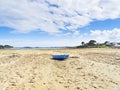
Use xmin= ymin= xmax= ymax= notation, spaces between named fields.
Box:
xmin=0 ymin=48 xmax=120 ymax=90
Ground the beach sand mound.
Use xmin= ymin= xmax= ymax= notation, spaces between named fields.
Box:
xmin=0 ymin=48 xmax=120 ymax=90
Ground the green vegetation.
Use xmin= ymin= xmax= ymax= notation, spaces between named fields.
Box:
xmin=77 ymin=40 xmax=114 ymax=48
xmin=0 ymin=45 xmax=13 ymax=49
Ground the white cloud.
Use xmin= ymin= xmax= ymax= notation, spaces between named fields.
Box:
xmin=90 ymin=28 xmax=120 ymax=42
xmin=0 ymin=28 xmax=120 ymax=47
xmin=0 ymin=38 xmax=81 ymax=47
xmin=0 ymin=0 xmax=120 ymax=34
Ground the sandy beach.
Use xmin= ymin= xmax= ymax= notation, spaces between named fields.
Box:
xmin=0 ymin=48 xmax=120 ymax=90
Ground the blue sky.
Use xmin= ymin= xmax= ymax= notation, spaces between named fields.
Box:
xmin=0 ymin=0 xmax=120 ymax=47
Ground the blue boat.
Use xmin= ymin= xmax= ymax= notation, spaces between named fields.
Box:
xmin=52 ymin=55 xmax=69 ymax=60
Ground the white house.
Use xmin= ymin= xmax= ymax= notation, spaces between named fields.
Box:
xmin=114 ymin=43 xmax=120 ymax=47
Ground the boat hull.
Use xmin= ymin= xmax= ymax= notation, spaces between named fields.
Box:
xmin=52 ymin=55 xmax=69 ymax=60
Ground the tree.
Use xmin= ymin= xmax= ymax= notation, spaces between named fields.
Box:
xmin=4 ymin=45 xmax=13 ymax=48
xmin=88 ymin=40 xmax=96 ymax=46
xmin=0 ymin=45 xmax=13 ymax=49
xmin=81 ymin=41 xmax=85 ymax=46
xmin=0 ymin=45 xmax=4 ymax=49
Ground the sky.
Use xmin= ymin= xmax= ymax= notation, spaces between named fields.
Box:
xmin=0 ymin=0 xmax=120 ymax=47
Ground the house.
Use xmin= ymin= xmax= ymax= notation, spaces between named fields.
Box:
xmin=105 ymin=41 xmax=115 ymax=46
xmin=114 ymin=43 xmax=120 ymax=47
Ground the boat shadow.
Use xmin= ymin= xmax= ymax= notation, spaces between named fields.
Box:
xmin=51 ymin=58 xmax=68 ymax=61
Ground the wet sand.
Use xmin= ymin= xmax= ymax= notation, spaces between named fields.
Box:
xmin=0 ymin=48 xmax=120 ymax=90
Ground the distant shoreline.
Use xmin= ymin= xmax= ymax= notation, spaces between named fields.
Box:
xmin=1 ymin=46 xmax=120 ymax=50
xmin=11 ymin=47 xmax=69 ymax=50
